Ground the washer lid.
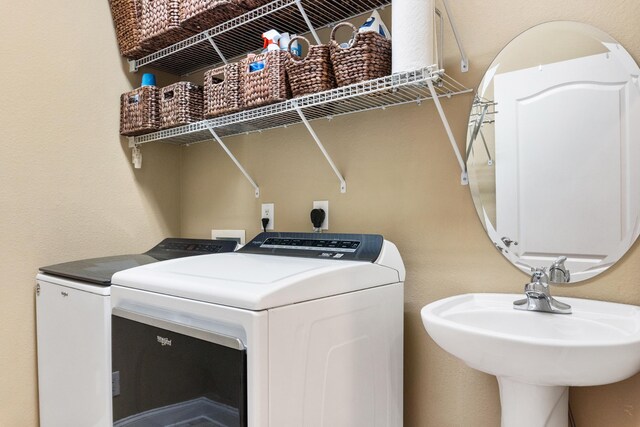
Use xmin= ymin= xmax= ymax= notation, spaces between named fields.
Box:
xmin=39 ymin=238 xmax=237 ymax=285
xmin=112 ymin=251 xmax=403 ymax=310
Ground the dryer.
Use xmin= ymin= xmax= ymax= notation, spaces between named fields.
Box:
xmin=36 ymin=238 xmax=238 ymax=427
xmin=110 ymin=232 xmax=405 ymax=427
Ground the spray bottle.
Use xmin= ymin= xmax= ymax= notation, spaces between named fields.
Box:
xmin=262 ymin=29 xmax=282 ymax=53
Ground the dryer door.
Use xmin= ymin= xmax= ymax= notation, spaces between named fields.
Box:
xmin=111 ymin=308 xmax=247 ymax=427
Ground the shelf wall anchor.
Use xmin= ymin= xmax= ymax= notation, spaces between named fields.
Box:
xmin=205 ymin=125 xmax=260 ymax=198
xmin=426 ymin=79 xmax=468 ymax=185
xmin=294 ymin=104 xmax=346 ymax=193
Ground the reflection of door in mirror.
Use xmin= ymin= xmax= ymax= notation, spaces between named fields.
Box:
xmin=494 ymin=50 xmax=640 ymax=279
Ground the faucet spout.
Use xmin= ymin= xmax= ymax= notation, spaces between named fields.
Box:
xmin=514 ymin=267 xmax=572 ymax=314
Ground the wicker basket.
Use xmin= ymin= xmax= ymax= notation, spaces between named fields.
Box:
xmin=285 ymin=35 xmax=336 ymax=98
xmin=120 ymin=86 xmax=160 ymax=136
xmin=240 ymin=50 xmax=290 ymax=109
xmin=329 ymin=22 xmax=392 ymax=87
xmin=109 ymin=0 xmax=149 ymax=59
xmin=160 ymin=82 xmax=204 ymax=129
xmin=141 ymin=0 xmax=195 ymax=50
xmin=179 ymin=0 xmax=269 ymax=32
xmin=204 ymin=63 xmax=241 ymax=118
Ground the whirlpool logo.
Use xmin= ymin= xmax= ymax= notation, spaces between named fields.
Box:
xmin=157 ymin=336 xmax=172 ymax=347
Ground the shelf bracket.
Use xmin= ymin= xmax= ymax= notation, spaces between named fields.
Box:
xmin=128 ymin=60 xmax=138 ymax=73
xmin=426 ymin=79 xmax=468 ymax=185
xmin=294 ymin=104 xmax=346 ymax=193
xmin=205 ymin=34 xmax=228 ymax=65
xmin=441 ymin=0 xmax=469 ymax=73
xmin=205 ymin=125 xmax=260 ymax=197
xmin=295 ymin=0 xmax=321 ymax=44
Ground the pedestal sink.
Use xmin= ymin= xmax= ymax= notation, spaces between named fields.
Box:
xmin=421 ymin=293 xmax=640 ymax=427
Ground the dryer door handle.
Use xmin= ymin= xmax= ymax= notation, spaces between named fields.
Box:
xmin=112 ymin=307 xmax=246 ymax=351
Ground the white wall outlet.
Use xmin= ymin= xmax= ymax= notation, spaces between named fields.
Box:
xmin=313 ymin=200 xmax=329 ymax=230
xmin=211 ymin=229 xmax=246 ymax=245
xmin=261 ymin=203 xmax=274 ymax=230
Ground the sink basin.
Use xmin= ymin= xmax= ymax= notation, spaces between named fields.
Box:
xmin=421 ymin=293 xmax=640 ymax=427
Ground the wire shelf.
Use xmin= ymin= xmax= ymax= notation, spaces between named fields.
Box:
xmin=130 ymin=0 xmax=391 ymax=75
xmin=131 ymin=67 xmax=472 ymax=147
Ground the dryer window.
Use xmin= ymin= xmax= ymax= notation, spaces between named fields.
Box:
xmin=111 ymin=314 xmax=247 ymax=427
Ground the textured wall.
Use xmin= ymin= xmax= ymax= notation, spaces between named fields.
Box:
xmin=0 ymin=1 xmax=181 ymax=425
xmin=179 ymin=1 xmax=640 ymax=426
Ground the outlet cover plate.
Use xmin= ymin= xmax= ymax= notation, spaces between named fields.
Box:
xmin=313 ymin=200 xmax=329 ymax=230
xmin=261 ymin=203 xmax=274 ymax=230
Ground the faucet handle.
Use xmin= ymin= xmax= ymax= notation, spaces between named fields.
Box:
xmin=549 ymin=256 xmax=570 ymax=283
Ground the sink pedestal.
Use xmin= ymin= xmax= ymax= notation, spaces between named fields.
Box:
xmin=497 ymin=378 xmax=568 ymax=427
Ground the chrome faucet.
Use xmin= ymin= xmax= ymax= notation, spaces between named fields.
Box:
xmin=513 ymin=257 xmax=572 ymax=314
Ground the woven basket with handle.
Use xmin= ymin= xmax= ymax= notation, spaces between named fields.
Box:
xmin=160 ymin=82 xmax=204 ymax=129
xmin=120 ymin=86 xmax=160 ymax=136
xmin=204 ymin=63 xmax=241 ymax=118
xmin=285 ymin=35 xmax=336 ymax=98
xmin=329 ymin=22 xmax=392 ymax=87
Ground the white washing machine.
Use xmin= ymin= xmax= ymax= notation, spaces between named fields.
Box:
xmin=110 ymin=232 xmax=405 ymax=427
xmin=36 ymin=238 xmax=238 ymax=427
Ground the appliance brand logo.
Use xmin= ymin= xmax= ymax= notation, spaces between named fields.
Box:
xmin=157 ymin=336 xmax=172 ymax=346
xmin=61 ymin=291 xmax=68 ymax=297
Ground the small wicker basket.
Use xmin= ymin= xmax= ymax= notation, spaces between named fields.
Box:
xmin=141 ymin=0 xmax=195 ymax=50
xmin=109 ymin=0 xmax=149 ymax=59
xmin=160 ymin=82 xmax=204 ymax=129
xmin=329 ymin=22 xmax=392 ymax=87
xmin=240 ymin=50 xmax=290 ymax=109
xmin=120 ymin=86 xmax=160 ymax=136
xmin=204 ymin=63 xmax=241 ymax=118
xmin=285 ymin=35 xmax=336 ymax=98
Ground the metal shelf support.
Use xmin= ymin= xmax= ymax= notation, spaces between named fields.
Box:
xmin=205 ymin=34 xmax=228 ymax=65
xmin=205 ymin=125 xmax=260 ymax=198
xmin=294 ymin=103 xmax=347 ymax=193
xmin=441 ymin=0 xmax=469 ymax=73
xmin=295 ymin=0 xmax=321 ymax=44
xmin=426 ymin=79 xmax=468 ymax=185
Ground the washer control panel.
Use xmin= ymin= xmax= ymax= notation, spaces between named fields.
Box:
xmin=239 ymin=232 xmax=383 ymax=262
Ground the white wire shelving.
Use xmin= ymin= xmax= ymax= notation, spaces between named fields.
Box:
xmin=130 ymin=0 xmax=391 ymax=75
xmin=129 ymin=67 xmax=472 ymax=196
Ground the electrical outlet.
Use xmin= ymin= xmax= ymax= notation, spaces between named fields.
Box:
xmin=313 ymin=200 xmax=329 ymax=230
xmin=261 ymin=203 xmax=274 ymax=230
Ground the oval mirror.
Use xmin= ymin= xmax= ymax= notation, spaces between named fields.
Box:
xmin=467 ymin=21 xmax=640 ymax=282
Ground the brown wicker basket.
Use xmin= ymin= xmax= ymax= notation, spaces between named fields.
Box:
xmin=120 ymin=86 xmax=160 ymax=136
xmin=179 ymin=0 xmax=243 ymax=32
xmin=180 ymin=0 xmax=270 ymax=32
xmin=329 ymin=22 xmax=392 ymax=87
xmin=204 ymin=63 xmax=241 ymax=118
xmin=141 ymin=0 xmax=195 ymax=50
xmin=160 ymin=82 xmax=204 ymax=129
xmin=285 ymin=35 xmax=336 ymax=97
xmin=109 ymin=0 xmax=149 ymax=59
xmin=240 ymin=50 xmax=290 ymax=109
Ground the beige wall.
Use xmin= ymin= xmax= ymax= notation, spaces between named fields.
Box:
xmin=179 ymin=1 xmax=640 ymax=426
xmin=0 ymin=1 xmax=181 ymax=425
xmin=2 ymin=0 xmax=640 ymax=426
